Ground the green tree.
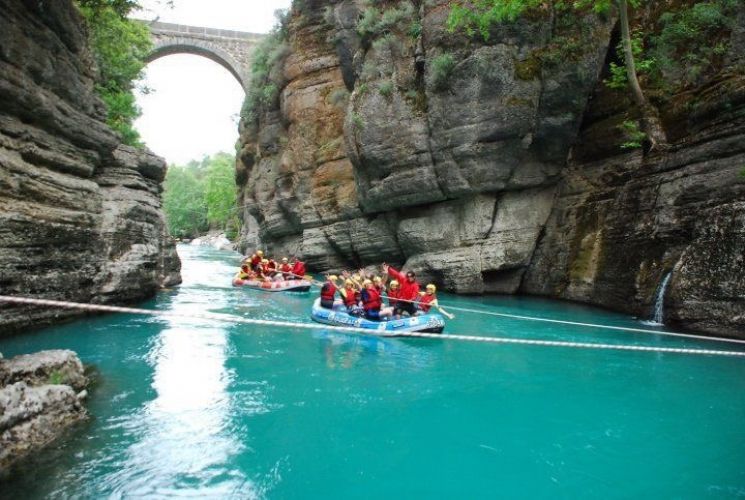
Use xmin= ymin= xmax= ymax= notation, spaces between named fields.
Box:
xmin=204 ymin=152 xmax=238 ymax=228
xmin=448 ymin=0 xmax=668 ymax=150
xmin=76 ymin=0 xmax=152 ymax=146
xmin=162 ymin=153 xmax=238 ymax=239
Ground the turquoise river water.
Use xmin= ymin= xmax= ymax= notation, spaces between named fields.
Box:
xmin=1 ymin=245 xmax=744 ymax=498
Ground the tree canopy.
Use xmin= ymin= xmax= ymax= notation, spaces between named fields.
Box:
xmin=163 ymin=152 xmax=239 ymax=239
xmin=76 ymin=0 xmax=151 ymax=146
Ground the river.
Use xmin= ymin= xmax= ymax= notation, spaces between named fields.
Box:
xmin=1 ymin=245 xmax=744 ymax=498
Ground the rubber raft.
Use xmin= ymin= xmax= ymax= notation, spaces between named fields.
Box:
xmin=310 ymin=298 xmax=446 ymax=334
xmin=232 ymin=276 xmax=312 ymax=292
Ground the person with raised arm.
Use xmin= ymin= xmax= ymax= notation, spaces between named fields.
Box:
xmin=382 ymin=263 xmax=420 ymax=317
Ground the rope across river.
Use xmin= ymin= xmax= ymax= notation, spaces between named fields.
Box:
xmin=1 ymin=295 xmax=744 ymax=359
xmin=287 ymin=273 xmax=745 ymax=347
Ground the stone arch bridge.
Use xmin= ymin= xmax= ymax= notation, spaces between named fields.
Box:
xmin=145 ymin=21 xmax=265 ymax=90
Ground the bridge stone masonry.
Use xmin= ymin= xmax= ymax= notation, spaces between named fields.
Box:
xmin=144 ymin=21 xmax=266 ymax=89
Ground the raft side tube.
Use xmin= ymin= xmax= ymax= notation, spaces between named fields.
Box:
xmin=310 ymin=298 xmax=445 ymax=334
xmin=233 ymin=277 xmax=312 ymax=292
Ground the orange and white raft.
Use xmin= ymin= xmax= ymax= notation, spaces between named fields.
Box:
xmin=232 ymin=276 xmax=312 ymax=292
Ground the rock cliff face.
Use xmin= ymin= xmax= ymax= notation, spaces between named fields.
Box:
xmin=237 ymin=0 xmax=745 ymax=337
xmin=0 ymin=0 xmax=181 ymax=334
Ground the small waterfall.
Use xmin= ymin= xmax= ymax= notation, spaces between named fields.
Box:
xmin=649 ymin=272 xmax=672 ymax=325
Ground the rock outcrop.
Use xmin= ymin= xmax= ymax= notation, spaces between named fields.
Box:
xmin=0 ymin=0 xmax=181 ymax=333
xmin=0 ymin=350 xmax=89 ymax=471
xmin=236 ymin=1 xmax=745 ymax=337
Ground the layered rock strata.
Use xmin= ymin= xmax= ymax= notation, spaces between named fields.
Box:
xmin=0 ymin=0 xmax=181 ymax=334
xmin=0 ymin=350 xmax=89 ymax=471
xmin=237 ymin=0 xmax=745 ymax=336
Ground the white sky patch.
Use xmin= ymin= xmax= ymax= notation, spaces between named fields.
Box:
xmin=132 ymin=0 xmax=291 ymax=164
xmin=134 ymin=0 xmax=291 ymax=33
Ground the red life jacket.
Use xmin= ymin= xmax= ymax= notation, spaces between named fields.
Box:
xmin=343 ymin=288 xmax=357 ymax=307
xmin=280 ymin=263 xmax=292 ymax=273
xmin=250 ymin=255 xmax=261 ymax=266
xmin=292 ymin=261 xmax=306 ymax=277
xmin=320 ymin=282 xmax=337 ymax=301
xmin=387 ymin=267 xmax=420 ymax=301
xmin=362 ymin=287 xmax=382 ymax=311
xmin=387 ymin=288 xmax=401 ymax=306
xmin=267 ymin=260 xmax=277 ymax=270
xmin=419 ymin=293 xmax=436 ymax=313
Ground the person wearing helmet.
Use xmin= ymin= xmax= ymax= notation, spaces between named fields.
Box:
xmin=360 ymin=279 xmax=384 ymax=321
xmin=249 ymin=251 xmax=263 ymax=271
xmin=279 ymin=257 xmax=292 ymax=279
xmin=320 ymin=275 xmax=339 ymax=309
xmin=291 ymin=258 xmax=306 ymax=280
xmin=342 ymin=279 xmax=361 ymax=315
xmin=238 ymin=264 xmax=251 ymax=280
xmin=382 ymin=280 xmax=401 ymax=318
xmin=372 ymin=276 xmax=385 ymax=294
xmin=383 ymin=264 xmax=419 ymax=316
xmin=417 ymin=284 xmax=439 ymax=314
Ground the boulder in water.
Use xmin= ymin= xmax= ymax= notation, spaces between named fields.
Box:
xmin=0 ymin=350 xmax=89 ymax=472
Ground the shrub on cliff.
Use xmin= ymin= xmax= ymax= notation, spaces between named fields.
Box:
xmin=429 ymin=53 xmax=456 ymax=91
xmin=76 ymin=0 xmax=152 ymax=147
xmin=241 ymin=11 xmax=290 ymax=126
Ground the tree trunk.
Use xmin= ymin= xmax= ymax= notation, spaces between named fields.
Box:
xmin=617 ymin=0 xmax=668 ymax=150
xmin=618 ymin=0 xmax=645 ymax=108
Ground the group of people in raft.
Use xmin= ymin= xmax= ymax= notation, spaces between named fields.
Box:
xmin=238 ymin=250 xmax=449 ymax=322
xmin=319 ymin=264 xmax=448 ymax=322
xmin=238 ymin=250 xmax=307 ymax=281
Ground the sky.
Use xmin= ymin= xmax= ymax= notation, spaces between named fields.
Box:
xmin=133 ymin=0 xmax=291 ymax=165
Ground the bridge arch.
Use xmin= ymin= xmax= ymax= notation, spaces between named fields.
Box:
xmin=146 ymin=38 xmax=247 ymax=89
xmin=143 ymin=21 xmax=265 ymax=92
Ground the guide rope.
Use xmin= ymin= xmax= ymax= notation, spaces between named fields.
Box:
xmin=2 ymin=295 xmax=744 ymax=359
xmin=251 ymin=272 xmax=744 ymax=347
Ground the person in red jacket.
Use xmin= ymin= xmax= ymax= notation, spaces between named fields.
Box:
xmin=383 ymin=264 xmax=419 ymax=317
xmin=319 ymin=275 xmax=339 ymax=309
xmin=417 ymin=284 xmax=438 ymax=313
xmin=360 ymin=279 xmax=386 ymax=321
xmin=381 ymin=280 xmax=400 ymax=318
xmin=291 ymin=259 xmax=306 ymax=280
xmin=279 ymin=257 xmax=292 ymax=279
xmin=341 ymin=279 xmax=361 ymax=315
xmin=248 ymin=250 xmax=263 ymax=271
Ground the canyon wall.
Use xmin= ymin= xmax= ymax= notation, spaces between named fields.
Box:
xmin=0 ymin=0 xmax=181 ymax=334
xmin=237 ymin=0 xmax=745 ymax=337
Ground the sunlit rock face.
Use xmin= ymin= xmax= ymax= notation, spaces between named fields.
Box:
xmin=237 ymin=0 xmax=745 ymax=336
xmin=237 ymin=0 xmax=612 ymax=288
xmin=0 ymin=0 xmax=181 ymax=333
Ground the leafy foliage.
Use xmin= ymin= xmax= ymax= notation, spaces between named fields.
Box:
xmin=241 ymin=11 xmax=291 ymax=125
xmin=648 ymin=0 xmax=738 ymax=89
xmin=619 ymin=119 xmax=646 ymax=149
xmin=357 ymin=1 xmax=416 ymax=43
xmin=163 ymin=153 xmax=238 ymax=239
xmin=378 ymin=80 xmax=394 ymax=97
xmin=429 ymin=53 xmax=456 ymax=91
xmin=76 ymin=0 xmax=152 ymax=146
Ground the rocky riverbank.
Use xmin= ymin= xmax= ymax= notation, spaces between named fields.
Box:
xmin=0 ymin=0 xmax=181 ymax=334
xmin=0 ymin=350 xmax=89 ymax=472
xmin=236 ymin=0 xmax=745 ymax=337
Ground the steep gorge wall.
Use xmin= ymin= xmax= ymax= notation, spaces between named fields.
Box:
xmin=0 ymin=0 xmax=181 ymax=333
xmin=237 ymin=0 xmax=745 ymax=336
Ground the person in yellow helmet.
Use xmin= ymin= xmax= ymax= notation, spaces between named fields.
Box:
xmin=416 ymin=284 xmax=455 ymax=319
xmin=320 ymin=275 xmax=339 ymax=309
xmin=418 ymin=284 xmax=438 ymax=313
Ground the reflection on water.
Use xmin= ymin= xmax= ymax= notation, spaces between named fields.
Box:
xmin=0 ymin=245 xmax=744 ymax=499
